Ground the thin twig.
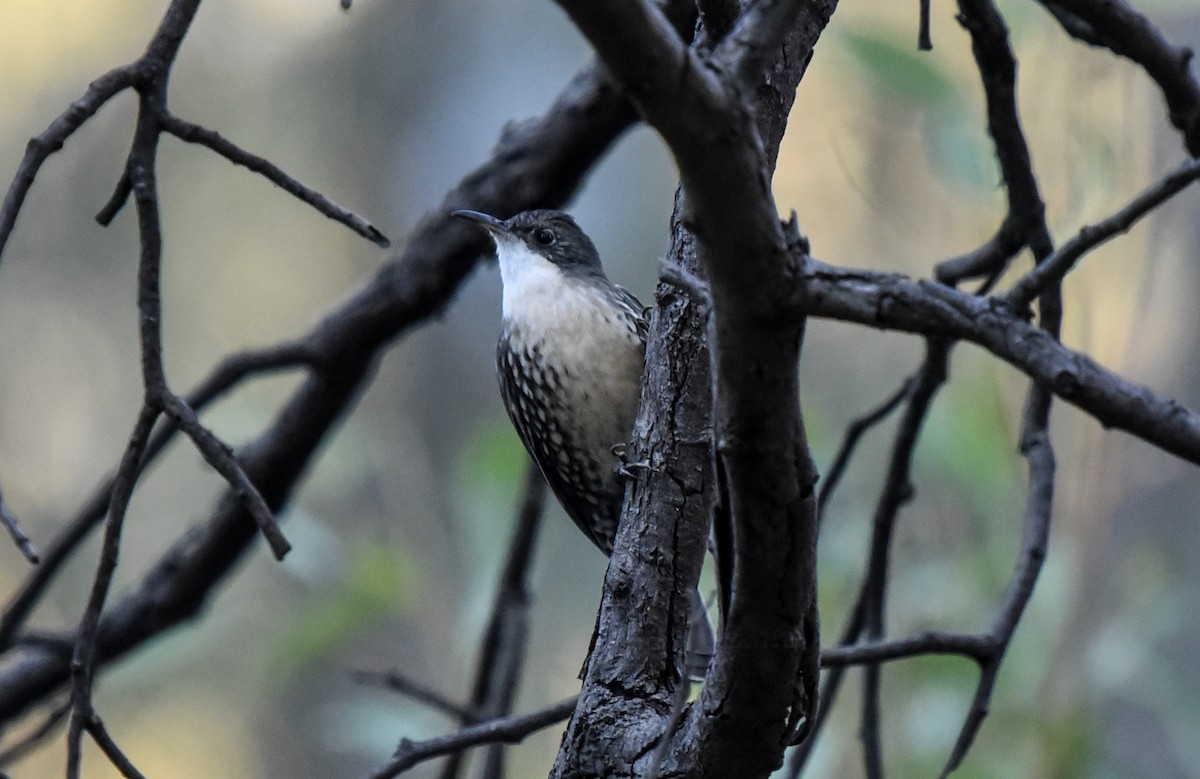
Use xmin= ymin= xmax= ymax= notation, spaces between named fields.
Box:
xmin=817 ymin=378 xmax=914 ymax=520
xmin=67 ymin=10 xmax=203 ymax=769
xmin=155 ymin=392 xmax=290 ymax=559
xmin=440 ymin=460 xmax=547 ymax=779
xmin=353 ymin=670 xmax=477 ymax=721
xmin=858 ymin=338 xmax=952 ymax=779
xmin=0 ymin=342 xmax=313 ymax=650
xmin=0 ymin=67 xmax=139 ymax=259
xmin=934 ymin=213 xmax=1026 ymax=285
xmin=0 ymin=52 xmax=642 ymax=727
xmin=0 ymin=487 xmax=38 ymax=564
xmin=918 ymin=0 xmax=933 ymax=50
xmin=160 ymin=113 xmax=390 ymax=247
xmin=366 ymin=697 xmax=578 ymax=779
xmin=84 ymin=711 xmax=147 ymax=779
xmin=0 ymin=699 xmax=70 ymax=767
xmin=1002 ymin=156 xmax=1200 ymax=308
xmin=95 ymin=165 xmax=133 ymax=226
xmin=1036 ymin=0 xmax=1200 ymax=155
xmin=66 ymin=404 xmax=159 ymax=779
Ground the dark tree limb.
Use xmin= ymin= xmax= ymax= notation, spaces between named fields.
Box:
xmin=933 ymin=4 xmax=1060 ymax=771
xmin=2 ymin=0 xmax=1198 ymax=777
xmin=351 ymin=670 xmax=477 ymax=722
xmin=352 ymin=463 xmax=549 ymax=779
xmin=820 ymin=632 xmax=993 ymax=666
xmin=918 ymin=0 xmax=933 ymax=50
xmin=858 ymin=338 xmax=952 ymax=779
xmin=0 ymin=700 xmax=69 ymax=768
xmin=547 ymin=1 xmax=836 ymax=776
xmin=0 ymin=67 xmax=139 ymax=257
xmin=65 ymin=405 xmax=158 ymax=779
xmin=81 ymin=711 xmax=146 ymax=779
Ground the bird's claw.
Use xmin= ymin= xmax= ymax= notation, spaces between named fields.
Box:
xmin=611 ymin=442 xmax=651 ymax=481
xmin=617 ymin=461 xmax=651 ymax=481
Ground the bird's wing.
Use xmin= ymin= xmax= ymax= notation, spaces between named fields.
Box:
xmin=613 ymin=284 xmax=650 ymax=345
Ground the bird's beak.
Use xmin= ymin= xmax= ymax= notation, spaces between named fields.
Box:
xmin=452 ymin=209 xmax=508 ymax=236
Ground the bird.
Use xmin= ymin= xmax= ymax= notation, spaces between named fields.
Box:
xmin=453 ymin=208 xmax=713 ymax=679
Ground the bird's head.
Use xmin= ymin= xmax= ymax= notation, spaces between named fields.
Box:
xmin=453 ymin=209 xmax=605 ymax=281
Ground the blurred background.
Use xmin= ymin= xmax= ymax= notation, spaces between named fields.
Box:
xmin=1 ymin=0 xmax=1199 ymax=776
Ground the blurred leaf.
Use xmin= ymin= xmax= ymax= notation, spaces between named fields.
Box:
xmin=928 ymin=121 xmax=1001 ymax=192
xmin=271 ymin=542 xmax=418 ymax=675
xmin=458 ymin=413 xmax=529 ymax=498
xmin=452 ymin=414 xmax=530 ymax=577
xmin=918 ymin=370 xmax=1020 ymax=520
xmin=842 ymin=29 xmax=961 ymax=111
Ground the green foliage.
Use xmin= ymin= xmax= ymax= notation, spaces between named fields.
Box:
xmin=452 ymin=414 xmax=530 ymax=577
xmin=841 ymin=28 xmax=999 ymax=191
xmin=271 ymin=542 xmax=418 ymax=675
xmin=842 ymin=30 xmax=961 ymax=110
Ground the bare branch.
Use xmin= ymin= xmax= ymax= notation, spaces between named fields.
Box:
xmin=918 ymin=0 xmax=933 ymax=50
xmin=0 ymin=56 xmax=641 ymax=726
xmin=935 ymin=215 xmax=1027 ymax=285
xmin=857 ymin=338 xmax=951 ymax=778
xmin=366 ymin=698 xmax=578 ymax=779
xmin=66 ymin=404 xmax=158 ymax=779
xmin=160 ymin=114 xmax=390 ymax=247
xmin=155 ymin=392 xmax=290 ymax=559
xmin=938 ymin=422 xmax=1055 ymax=777
xmin=710 ymin=0 xmax=812 ymax=86
xmin=546 ymin=1 xmax=837 ymax=775
xmin=0 ymin=700 xmax=69 ymax=768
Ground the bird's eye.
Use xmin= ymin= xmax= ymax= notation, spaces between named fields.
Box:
xmin=534 ymin=228 xmax=557 ymax=246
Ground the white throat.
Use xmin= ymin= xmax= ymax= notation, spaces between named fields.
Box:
xmin=496 ymin=238 xmax=568 ymax=321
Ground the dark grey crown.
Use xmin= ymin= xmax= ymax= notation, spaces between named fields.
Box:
xmin=503 ymin=210 xmax=604 ymax=276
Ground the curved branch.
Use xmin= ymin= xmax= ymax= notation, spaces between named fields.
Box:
xmin=0 ymin=66 xmax=139 ymax=259
xmin=820 ymin=632 xmax=994 ymax=667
